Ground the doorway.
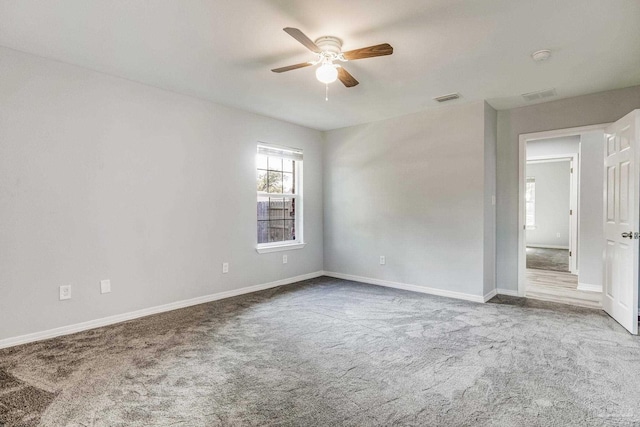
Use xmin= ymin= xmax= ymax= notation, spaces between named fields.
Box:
xmin=518 ymin=125 xmax=607 ymax=308
xmin=517 ymin=112 xmax=640 ymax=334
xmin=524 ymin=142 xmax=593 ymax=306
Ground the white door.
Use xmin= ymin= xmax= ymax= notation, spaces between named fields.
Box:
xmin=603 ymin=110 xmax=639 ymax=334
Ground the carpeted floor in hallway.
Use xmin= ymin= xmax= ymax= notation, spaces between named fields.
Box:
xmin=1 ymin=276 xmax=639 ymax=426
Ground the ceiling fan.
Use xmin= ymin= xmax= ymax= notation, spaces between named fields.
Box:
xmin=271 ymin=27 xmax=393 ymax=90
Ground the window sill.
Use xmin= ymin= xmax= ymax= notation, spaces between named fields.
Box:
xmin=256 ymin=242 xmax=306 ymax=254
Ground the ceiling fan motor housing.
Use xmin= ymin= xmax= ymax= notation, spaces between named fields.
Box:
xmin=314 ymin=36 xmax=343 ymax=54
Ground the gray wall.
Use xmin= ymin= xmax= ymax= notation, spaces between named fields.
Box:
xmin=496 ymin=85 xmax=640 ymax=291
xmin=527 ymin=136 xmax=580 ymax=158
xmin=0 ymin=47 xmax=324 ymax=341
xmin=525 ymin=161 xmax=571 ymax=248
xmin=323 ymin=101 xmax=495 ymax=298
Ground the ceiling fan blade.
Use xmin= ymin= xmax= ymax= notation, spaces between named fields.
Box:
xmin=342 ymin=43 xmax=393 ymax=60
xmin=271 ymin=62 xmax=313 ymax=73
xmin=337 ymin=67 xmax=359 ymax=87
xmin=283 ymin=27 xmax=322 ymax=53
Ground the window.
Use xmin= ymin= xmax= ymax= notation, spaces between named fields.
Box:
xmin=256 ymin=143 xmax=304 ymax=253
xmin=525 ymin=177 xmax=536 ymax=229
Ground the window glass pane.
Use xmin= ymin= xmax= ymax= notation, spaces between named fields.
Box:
xmin=284 ymin=220 xmax=295 ymax=241
xmin=264 ymin=198 xmax=296 ymax=243
xmin=525 ymin=182 xmax=535 ymax=202
xmin=257 ymin=196 xmax=269 ymax=220
xmin=268 ymin=156 xmax=283 ymax=171
xmin=266 ymin=171 xmax=282 ymax=193
xmin=525 ymin=177 xmax=535 ymax=226
xmin=257 ymin=220 xmax=269 ymax=243
xmin=283 ymin=172 xmax=294 ymax=194
xmin=283 ymin=159 xmax=294 ymax=173
xmin=269 ymin=221 xmax=284 ymax=242
xmin=257 ymin=154 xmax=268 ymax=170
xmin=269 ymin=197 xmax=284 ymax=220
xmin=257 ymin=170 xmax=268 ymax=192
xmin=286 ymin=198 xmax=295 ymax=220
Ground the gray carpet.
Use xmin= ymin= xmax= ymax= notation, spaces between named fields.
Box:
xmin=1 ymin=276 xmax=639 ymax=426
xmin=526 ymin=247 xmax=570 ymax=272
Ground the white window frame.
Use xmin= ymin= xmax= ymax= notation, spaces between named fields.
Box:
xmin=256 ymin=143 xmax=305 ymax=254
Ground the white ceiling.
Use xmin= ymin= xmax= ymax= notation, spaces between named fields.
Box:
xmin=1 ymin=0 xmax=639 ymax=130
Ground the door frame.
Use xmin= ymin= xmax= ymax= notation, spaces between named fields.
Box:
xmin=517 ymin=124 xmax=612 ymax=297
xmin=526 ymin=153 xmax=579 ymax=274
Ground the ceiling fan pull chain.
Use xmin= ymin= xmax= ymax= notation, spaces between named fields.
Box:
xmin=325 ymin=84 xmax=329 ymax=101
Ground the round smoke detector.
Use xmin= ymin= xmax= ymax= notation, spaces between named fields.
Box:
xmin=531 ymin=49 xmax=552 ymax=62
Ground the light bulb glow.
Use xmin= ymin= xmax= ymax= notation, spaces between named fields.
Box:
xmin=315 ymin=63 xmax=338 ymax=84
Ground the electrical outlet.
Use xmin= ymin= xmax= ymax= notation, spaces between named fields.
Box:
xmin=556 ymin=233 xmax=561 ymax=238
xmin=283 ymin=255 xmax=288 ymax=264
xmin=100 ymin=279 xmax=111 ymax=294
xmin=222 ymin=262 xmax=229 ymax=274
xmin=59 ymin=285 xmax=71 ymax=300
xmin=380 ymin=256 xmax=386 ymax=265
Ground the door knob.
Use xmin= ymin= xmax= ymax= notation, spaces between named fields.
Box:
xmin=622 ymin=231 xmax=634 ymax=239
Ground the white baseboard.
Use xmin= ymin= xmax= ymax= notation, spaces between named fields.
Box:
xmin=323 ymin=271 xmax=485 ymax=303
xmin=483 ymin=289 xmax=498 ymax=302
xmin=0 ymin=271 xmax=324 ymax=350
xmin=577 ymin=282 xmax=603 ymax=293
xmin=526 ymin=244 xmax=570 ymax=250
xmin=497 ymin=288 xmax=520 ymax=297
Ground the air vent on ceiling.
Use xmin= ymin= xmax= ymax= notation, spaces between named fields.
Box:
xmin=522 ymin=88 xmax=556 ymax=102
xmin=434 ymin=93 xmax=461 ymax=103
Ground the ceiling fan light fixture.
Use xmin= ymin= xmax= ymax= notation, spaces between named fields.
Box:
xmin=315 ymin=62 xmax=338 ymax=84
